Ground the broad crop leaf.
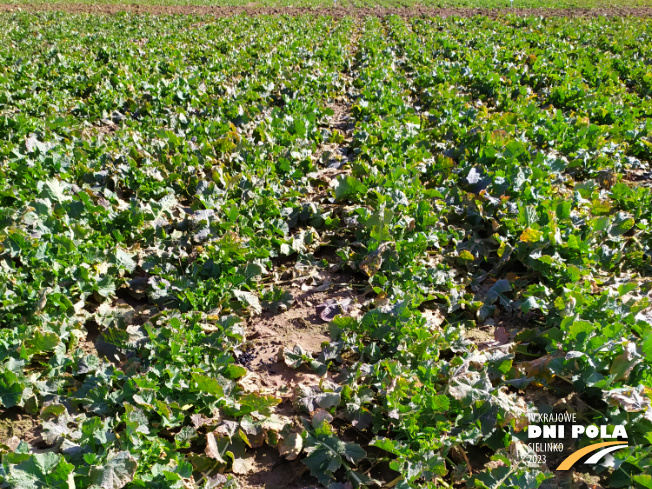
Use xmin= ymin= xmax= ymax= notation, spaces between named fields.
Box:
xmin=192 ymin=373 xmax=225 ymax=397
xmin=609 ymin=214 xmax=635 ymax=237
xmin=633 ymin=474 xmax=652 ymax=489
xmin=294 ymin=384 xmax=341 ymax=414
xmin=225 ymin=392 xmax=281 ymax=416
xmin=519 ymin=227 xmax=542 ymax=243
xmin=95 ymin=275 xmax=116 ymax=299
xmin=303 ymin=421 xmax=366 ymax=486
xmin=232 ymin=290 xmax=262 ymax=314
xmin=5 ymin=453 xmax=75 ymax=489
xmin=0 ymin=370 xmax=24 ymax=408
xmin=23 ymin=330 xmax=60 ymax=358
xmin=284 ymin=344 xmax=311 ymax=369
xmin=278 ymin=433 xmax=303 ymax=460
xmin=88 ymin=451 xmax=137 ymax=489
xmin=40 ymin=179 xmax=68 ymax=203
xmin=111 ymin=249 xmax=137 ymax=273
xmin=333 ymin=176 xmax=367 ymax=201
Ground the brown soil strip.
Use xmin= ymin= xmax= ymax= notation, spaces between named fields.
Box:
xmin=1 ymin=4 xmax=652 ymax=17
xmin=238 ymin=286 xmax=363 ymax=488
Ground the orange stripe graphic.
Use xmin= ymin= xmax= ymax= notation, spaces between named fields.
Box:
xmin=556 ymin=441 xmax=628 ymax=471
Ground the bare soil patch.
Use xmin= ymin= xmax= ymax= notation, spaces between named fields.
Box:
xmin=245 ymin=286 xmax=362 ymax=370
xmin=1 ymin=4 xmax=652 ymax=18
xmin=235 ymin=283 xmax=364 ymax=488
xmin=0 ymin=407 xmax=42 ymax=451
xmin=311 ymin=99 xmax=355 ymax=201
xmin=236 ymin=445 xmax=315 ymax=489
xmin=327 ymin=100 xmax=353 ymax=134
xmin=623 ymin=168 xmax=652 ymax=186
xmin=465 ymin=324 xmax=499 ymax=349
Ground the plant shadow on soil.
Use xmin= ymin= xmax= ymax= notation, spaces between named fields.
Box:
xmin=237 ymin=444 xmax=317 ymax=489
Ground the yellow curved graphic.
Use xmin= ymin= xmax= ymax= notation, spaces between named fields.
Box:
xmin=556 ymin=441 xmax=628 ymax=471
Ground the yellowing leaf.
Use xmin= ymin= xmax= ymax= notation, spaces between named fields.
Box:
xmin=591 ymin=199 xmax=612 ymax=215
xmin=519 ymin=227 xmax=542 ymax=243
xmin=458 ymin=250 xmax=474 ymax=261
